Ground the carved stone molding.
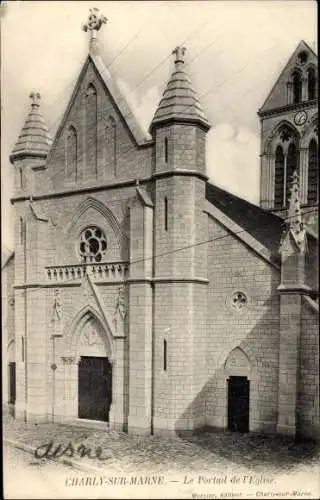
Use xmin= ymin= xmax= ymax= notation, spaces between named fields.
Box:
xmin=61 ymin=356 xmax=76 ymax=365
xmin=51 ymin=288 xmax=62 ymax=322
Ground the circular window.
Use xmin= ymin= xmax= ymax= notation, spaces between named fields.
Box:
xmin=79 ymin=226 xmax=107 ymax=263
xmin=231 ymin=292 xmax=248 ymax=311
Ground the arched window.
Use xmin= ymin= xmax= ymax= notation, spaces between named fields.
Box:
xmin=307 ymin=139 xmax=318 ymax=204
xmin=292 ymin=71 xmax=302 ymax=104
xmin=286 ymin=143 xmax=298 ymax=206
xmin=274 ymin=145 xmax=285 ymax=209
xmin=66 ymin=126 xmax=77 ymax=181
xmin=86 ymin=83 xmax=97 ymax=176
xmin=105 ymin=116 xmax=116 ymax=175
xmin=307 ymin=67 xmax=316 ymax=100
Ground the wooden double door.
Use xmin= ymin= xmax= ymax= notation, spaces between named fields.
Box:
xmin=78 ymin=356 xmax=112 ymax=422
xmin=228 ymin=376 xmax=250 ymax=433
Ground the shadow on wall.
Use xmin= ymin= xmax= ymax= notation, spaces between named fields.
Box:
xmin=174 ymin=308 xmax=280 ymax=435
xmin=173 ymin=304 xmax=319 ymax=467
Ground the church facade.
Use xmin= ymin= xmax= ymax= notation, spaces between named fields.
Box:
xmin=5 ymin=10 xmax=319 ymax=439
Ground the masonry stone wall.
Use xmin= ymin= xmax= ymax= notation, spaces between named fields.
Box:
xmin=206 ymin=216 xmax=281 ymax=434
xmin=2 ymin=258 xmax=15 ymax=405
xmin=43 ymin=59 xmax=152 ymax=194
xmin=299 ymin=299 xmax=320 ymax=439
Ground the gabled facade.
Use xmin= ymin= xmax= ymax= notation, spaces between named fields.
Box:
xmin=258 ymin=41 xmax=318 ymax=233
xmin=6 ymin=11 xmax=319 ymax=440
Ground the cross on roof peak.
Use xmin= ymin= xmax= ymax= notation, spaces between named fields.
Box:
xmin=82 ymin=7 xmax=107 ymax=50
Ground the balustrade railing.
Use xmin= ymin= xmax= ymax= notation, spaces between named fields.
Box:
xmin=45 ymin=262 xmax=129 ymax=282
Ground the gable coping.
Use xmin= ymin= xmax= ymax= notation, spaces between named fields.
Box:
xmin=46 ymin=54 xmax=152 ymax=165
xmin=92 ymin=54 xmax=152 ymax=146
xmin=303 ymin=294 xmax=319 ymax=314
xmin=30 ymin=201 xmax=49 ymax=222
xmin=203 ymin=199 xmax=280 ymax=270
xmin=136 ymin=186 xmax=153 ymax=208
xmin=258 ymin=40 xmax=317 ymax=115
xmin=85 ymin=271 xmax=125 ymax=339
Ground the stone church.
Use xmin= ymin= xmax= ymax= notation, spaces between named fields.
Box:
xmin=3 ymin=9 xmax=319 ymax=439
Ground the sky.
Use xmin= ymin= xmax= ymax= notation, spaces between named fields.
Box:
xmin=1 ymin=0 xmax=317 ymax=249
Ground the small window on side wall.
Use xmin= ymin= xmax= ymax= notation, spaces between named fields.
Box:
xmin=164 ymin=197 xmax=168 ymax=231
xmin=164 ymin=137 xmax=168 ymax=163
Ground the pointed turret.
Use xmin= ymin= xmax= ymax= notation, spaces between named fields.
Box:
xmin=150 ymin=46 xmax=210 ymax=132
xmin=10 ymin=92 xmax=52 ymax=163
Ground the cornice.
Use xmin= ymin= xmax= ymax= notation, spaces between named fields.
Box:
xmin=152 ymin=169 xmax=208 ymax=182
xmin=11 ymin=169 xmax=209 ymax=204
xmin=258 ymin=99 xmax=317 ymax=119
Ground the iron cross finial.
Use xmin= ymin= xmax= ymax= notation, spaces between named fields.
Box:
xmin=82 ymin=8 xmax=107 ymax=37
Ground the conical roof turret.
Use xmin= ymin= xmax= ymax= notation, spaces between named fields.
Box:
xmin=10 ymin=92 xmax=52 ymax=163
xmin=150 ymin=46 xmax=210 ymax=132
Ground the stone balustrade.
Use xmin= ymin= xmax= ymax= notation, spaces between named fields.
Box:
xmin=45 ymin=262 xmax=129 ymax=282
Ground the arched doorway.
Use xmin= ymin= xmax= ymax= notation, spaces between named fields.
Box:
xmin=225 ymin=348 xmax=252 ymax=433
xmin=75 ymin=313 xmax=113 ymax=423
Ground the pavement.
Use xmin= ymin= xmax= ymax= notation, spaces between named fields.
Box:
xmin=3 ymin=410 xmax=320 ymax=499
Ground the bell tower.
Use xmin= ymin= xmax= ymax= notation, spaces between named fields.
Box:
xmin=258 ymin=41 xmax=318 ymax=227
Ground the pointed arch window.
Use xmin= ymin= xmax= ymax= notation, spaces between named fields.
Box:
xmin=274 ymin=145 xmax=285 ymax=209
xmin=105 ymin=116 xmax=117 ymax=175
xmin=292 ymin=71 xmax=302 ymax=104
xmin=286 ymin=143 xmax=298 ymax=206
xmin=307 ymin=67 xmax=316 ymax=100
xmin=86 ymin=83 xmax=98 ymax=176
xmin=66 ymin=126 xmax=77 ymax=181
xmin=307 ymin=139 xmax=318 ymax=204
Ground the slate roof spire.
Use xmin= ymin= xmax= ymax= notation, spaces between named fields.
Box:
xmin=150 ymin=46 xmax=210 ymax=132
xmin=10 ymin=92 xmax=52 ymax=163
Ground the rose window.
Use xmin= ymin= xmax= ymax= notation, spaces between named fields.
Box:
xmin=79 ymin=226 xmax=107 ymax=263
xmin=231 ymin=292 xmax=247 ymax=310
